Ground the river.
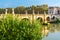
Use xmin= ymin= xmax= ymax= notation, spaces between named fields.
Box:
xmin=42 ymin=23 xmax=60 ymax=40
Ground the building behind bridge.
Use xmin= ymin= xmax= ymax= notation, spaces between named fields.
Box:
xmin=48 ymin=7 xmax=60 ymax=14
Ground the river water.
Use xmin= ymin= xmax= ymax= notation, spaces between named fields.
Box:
xmin=42 ymin=23 xmax=60 ymax=40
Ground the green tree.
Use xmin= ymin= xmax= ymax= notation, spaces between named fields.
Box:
xmin=15 ymin=6 xmax=25 ymax=14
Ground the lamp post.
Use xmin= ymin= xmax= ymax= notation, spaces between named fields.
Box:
xmin=5 ymin=9 xmax=8 ymax=18
xmin=38 ymin=11 xmax=39 ymax=15
xmin=32 ymin=10 xmax=35 ymax=23
xmin=44 ymin=11 xmax=46 ymax=23
xmin=25 ymin=10 xmax=27 ymax=16
xmin=5 ymin=9 xmax=7 ymax=15
xmin=12 ymin=8 xmax=14 ymax=14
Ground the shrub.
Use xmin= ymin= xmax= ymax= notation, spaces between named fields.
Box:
xmin=55 ymin=18 xmax=60 ymax=23
xmin=0 ymin=14 xmax=42 ymax=40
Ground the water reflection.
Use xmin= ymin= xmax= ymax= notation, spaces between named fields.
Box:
xmin=50 ymin=24 xmax=60 ymax=33
xmin=42 ymin=23 xmax=60 ymax=40
xmin=42 ymin=25 xmax=49 ymax=37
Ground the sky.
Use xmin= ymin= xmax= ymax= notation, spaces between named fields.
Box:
xmin=0 ymin=0 xmax=60 ymax=8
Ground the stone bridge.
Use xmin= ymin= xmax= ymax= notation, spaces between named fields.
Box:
xmin=0 ymin=8 xmax=60 ymax=23
xmin=16 ymin=14 xmax=60 ymax=23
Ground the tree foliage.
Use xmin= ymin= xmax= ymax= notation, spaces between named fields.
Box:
xmin=0 ymin=4 xmax=48 ymax=14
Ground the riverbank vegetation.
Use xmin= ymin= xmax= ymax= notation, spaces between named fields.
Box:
xmin=0 ymin=14 xmax=42 ymax=40
xmin=50 ymin=18 xmax=60 ymax=24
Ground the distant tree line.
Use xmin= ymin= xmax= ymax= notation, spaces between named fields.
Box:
xmin=0 ymin=4 xmax=48 ymax=14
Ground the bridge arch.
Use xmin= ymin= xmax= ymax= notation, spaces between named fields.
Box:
xmin=51 ymin=16 xmax=56 ymax=20
xmin=46 ymin=16 xmax=50 ymax=22
xmin=36 ymin=17 xmax=43 ymax=22
xmin=21 ymin=18 xmax=30 ymax=21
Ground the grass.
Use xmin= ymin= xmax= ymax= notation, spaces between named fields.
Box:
xmin=0 ymin=14 xmax=42 ymax=40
